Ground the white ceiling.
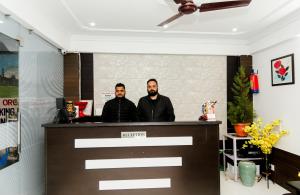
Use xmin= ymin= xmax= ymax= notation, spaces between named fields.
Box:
xmin=1 ymin=0 xmax=300 ymax=54
xmin=61 ymin=0 xmax=299 ymax=37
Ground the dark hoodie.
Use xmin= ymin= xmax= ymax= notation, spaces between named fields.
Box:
xmin=101 ymin=97 xmax=137 ymax=122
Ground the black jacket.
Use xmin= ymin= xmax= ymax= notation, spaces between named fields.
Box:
xmin=101 ymin=97 xmax=137 ymax=122
xmin=137 ymin=94 xmax=175 ymax=122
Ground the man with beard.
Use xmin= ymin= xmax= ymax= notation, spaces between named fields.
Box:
xmin=137 ymin=79 xmax=175 ymax=122
xmin=101 ymin=83 xmax=137 ymax=122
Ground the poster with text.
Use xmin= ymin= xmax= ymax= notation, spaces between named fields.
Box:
xmin=0 ymin=32 xmax=19 ymax=170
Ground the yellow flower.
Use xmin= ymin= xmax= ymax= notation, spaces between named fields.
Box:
xmin=243 ymin=118 xmax=288 ymax=155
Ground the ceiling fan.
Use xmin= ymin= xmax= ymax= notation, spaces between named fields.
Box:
xmin=158 ymin=0 xmax=252 ymax=27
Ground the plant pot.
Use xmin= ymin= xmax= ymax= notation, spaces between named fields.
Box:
xmin=234 ymin=123 xmax=250 ymax=137
xmin=239 ymin=161 xmax=256 ymax=187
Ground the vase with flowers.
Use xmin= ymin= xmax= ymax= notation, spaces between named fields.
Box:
xmin=242 ymin=118 xmax=288 ymax=188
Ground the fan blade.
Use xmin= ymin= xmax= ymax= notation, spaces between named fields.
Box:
xmin=199 ymin=0 xmax=251 ymax=12
xmin=158 ymin=12 xmax=184 ymax=26
xmin=174 ymin=0 xmax=182 ymax=4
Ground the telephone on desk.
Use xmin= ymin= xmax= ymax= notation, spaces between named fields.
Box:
xmin=53 ymin=98 xmax=69 ymax=124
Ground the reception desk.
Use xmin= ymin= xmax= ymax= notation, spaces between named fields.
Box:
xmin=43 ymin=121 xmax=221 ymax=195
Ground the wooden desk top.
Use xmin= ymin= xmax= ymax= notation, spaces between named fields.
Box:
xmin=42 ymin=121 xmax=222 ymax=128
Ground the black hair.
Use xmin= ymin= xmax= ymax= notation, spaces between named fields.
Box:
xmin=147 ymin=78 xmax=158 ymax=85
xmin=115 ymin=83 xmax=125 ymax=89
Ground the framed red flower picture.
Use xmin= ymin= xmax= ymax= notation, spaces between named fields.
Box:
xmin=271 ymin=54 xmax=295 ymax=86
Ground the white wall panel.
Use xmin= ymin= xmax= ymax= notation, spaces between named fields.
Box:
xmin=85 ymin=157 xmax=182 ymax=169
xmin=0 ymin=11 xmax=63 ymax=195
xmin=75 ymin=137 xmax=193 ymax=148
xmin=99 ymin=178 xmax=171 ymax=190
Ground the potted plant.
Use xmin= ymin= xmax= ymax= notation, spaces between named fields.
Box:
xmin=228 ymin=66 xmax=254 ymax=136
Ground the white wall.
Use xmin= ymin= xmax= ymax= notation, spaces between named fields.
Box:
xmin=253 ymin=36 xmax=300 ymax=156
xmin=70 ymin=35 xmax=250 ymax=56
xmin=94 ymin=53 xmax=227 ymax=137
xmin=0 ymin=12 xmax=63 ymax=195
xmin=0 ymin=0 xmax=73 ymax=49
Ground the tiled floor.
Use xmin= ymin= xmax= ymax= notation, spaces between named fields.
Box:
xmin=220 ymin=171 xmax=290 ymax=195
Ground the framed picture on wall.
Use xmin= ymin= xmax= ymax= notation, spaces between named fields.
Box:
xmin=271 ymin=54 xmax=295 ymax=86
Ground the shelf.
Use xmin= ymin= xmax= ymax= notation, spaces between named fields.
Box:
xmin=223 ymin=133 xmax=262 ymax=182
xmin=224 ymin=133 xmax=252 ymax=140
xmin=224 ymin=153 xmax=262 ymax=161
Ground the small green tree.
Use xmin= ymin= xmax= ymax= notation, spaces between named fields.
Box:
xmin=228 ymin=66 xmax=253 ymax=124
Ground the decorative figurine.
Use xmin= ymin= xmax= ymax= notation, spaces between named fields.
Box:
xmin=65 ymin=101 xmax=76 ymax=123
xmin=199 ymin=100 xmax=217 ymax=121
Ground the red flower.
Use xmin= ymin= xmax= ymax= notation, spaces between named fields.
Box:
xmin=274 ymin=60 xmax=281 ymax=69
xmin=278 ymin=67 xmax=286 ymax=76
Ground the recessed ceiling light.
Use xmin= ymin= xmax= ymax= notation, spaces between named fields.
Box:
xmin=163 ymin=24 xmax=168 ymax=29
xmin=89 ymin=22 xmax=96 ymax=27
xmin=232 ymin=28 xmax=238 ymax=32
xmin=0 ymin=20 xmax=3 ymax=24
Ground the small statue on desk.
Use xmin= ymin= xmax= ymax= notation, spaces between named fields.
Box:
xmin=199 ymin=100 xmax=217 ymax=121
xmin=66 ymin=101 xmax=76 ymax=123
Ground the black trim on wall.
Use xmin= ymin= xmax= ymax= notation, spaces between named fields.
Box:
xmin=227 ymin=56 xmax=240 ymax=103
xmin=271 ymin=148 xmax=300 ymax=194
xmin=64 ymin=53 xmax=80 ymax=102
xmin=80 ymin=53 xmax=94 ymax=100
xmin=227 ymin=56 xmax=241 ymax=133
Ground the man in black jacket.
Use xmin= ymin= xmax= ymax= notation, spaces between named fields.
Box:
xmin=101 ymin=83 xmax=137 ymax=122
xmin=137 ymin=79 xmax=175 ymax=122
